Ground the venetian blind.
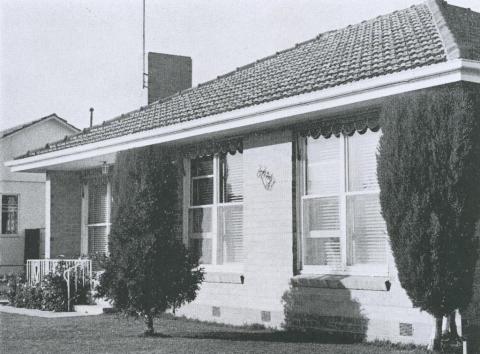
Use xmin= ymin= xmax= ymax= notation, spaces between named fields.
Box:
xmin=347 ymin=194 xmax=387 ymax=265
xmin=303 ymin=198 xmax=341 ymax=266
xmin=347 ymin=131 xmax=386 ymax=265
xmin=88 ymin=226 xmax=108 ymax=255
xmin=307 ymin=137 xmax=341 ymax=195
xmin=304 ymin=136 xmax=342 ymax=267
xmin=220 ymin=153 xmax=243 ymax=203
xmin=88 ymin=182 xmax=108 ymax=224
xmin=218 ymin=152 xmax=244 ymax=263
xmin=347 ymin=130 xmax=379 ymax=191
xmin=218 ymin=204 xmax=244 ymax=263
xmin=191 ymin=156 xmax=214 ymax=206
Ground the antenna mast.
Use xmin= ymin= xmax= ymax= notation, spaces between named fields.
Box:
xmin=142 ymin=0 xmax=148 ymax=89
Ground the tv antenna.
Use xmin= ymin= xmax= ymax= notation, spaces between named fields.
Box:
xmin=142 ymin=0 xmax=148 ymax=89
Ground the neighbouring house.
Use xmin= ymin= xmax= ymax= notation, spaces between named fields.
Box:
xmin=5 ymin=0 xmax=480 ymax=346
xmin=0 ymin=114 xmax=79 ymax=275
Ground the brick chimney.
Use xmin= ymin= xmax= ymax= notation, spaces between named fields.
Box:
xmin=147 ymin=52 xmax=192 ymax=104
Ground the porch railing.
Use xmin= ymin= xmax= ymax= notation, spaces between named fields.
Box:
xmin=26 ymin=259 xmax=92 ymax=286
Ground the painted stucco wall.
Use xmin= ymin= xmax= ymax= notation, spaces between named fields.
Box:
xmin=0 ymin=181 xmax=45 ymax=273
xmin=0 ymin=118 xmax=78 ymax=274
xmin=175 ymin=128 xmax=436 ymax=346
xmin=176 ymin=129 xmax=293 ymax=324
xmin=44 ymin=127 xmax=480 ymax=347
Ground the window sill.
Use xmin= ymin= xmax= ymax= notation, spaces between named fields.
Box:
xmin=203 ymin=271 xmax=244 ymax=284
xmin=0 ymin=234 xmax=19 ymax=238
xmin=291 ymin=274 xmax=391 ymax=291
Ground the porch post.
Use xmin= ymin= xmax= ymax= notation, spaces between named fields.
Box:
xmin=45 ymin=174 xmax=51 ymax=259
xmin=105 ymin=181 xmax=111 ymax=255
xmin=80 ymin=183 xmax=88 ymax=256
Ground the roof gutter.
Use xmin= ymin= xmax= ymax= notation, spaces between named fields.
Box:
xmin=6 ymin=59 xmax=480 ymax=172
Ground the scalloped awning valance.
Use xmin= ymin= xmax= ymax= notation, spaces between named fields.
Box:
xmin=181 ymin=136 xmax=243 ymax=159
xmin=298 ymin=107 xmax=381 ymax=139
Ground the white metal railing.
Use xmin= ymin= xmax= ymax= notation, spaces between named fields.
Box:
xmin=26 ymin=259 xmax=92 ymax=287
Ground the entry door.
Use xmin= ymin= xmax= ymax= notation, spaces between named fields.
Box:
xmin=24 ymin=229 xmax=40 ymax=262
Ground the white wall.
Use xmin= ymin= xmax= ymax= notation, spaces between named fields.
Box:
xmin=0 ymin=118 xmax=78 ymax=274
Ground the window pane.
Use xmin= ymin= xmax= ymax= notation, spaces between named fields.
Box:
xmin=192 ymin=178 xmax=213 ymax=206
xmin=218 ymin=204 xmax=243 ymax=264
xmin=220 ymin=153 xmax=243 ymax=203
xmin=305 ymin=237 xmax=342 ymax=266
xmin=1 ymin=195 xmax=18 ymax=234
xmin=347 ymin=194 xmax=387 ymax=265
xmin=191 ymin=156 xmax=213 ymax=177
xmin=88 ymin=226 xmax=108 ymax=255
xmin=307 ymin=136 xmax=341 ymax=195
xmin=88 ymin=182 xmax=108 ymax=224
xmin=189 ymin=208 xmax=212 ymax=234
xmin=303 ymin=197 xmax=341 ymax=266
xmin=304 ymin=197 xmax=340 ymax=237
xmin=188 ymin=207 xmax=213 ymax=264
xmin=190 ymin=238 xmax=212 ymax=264
xmin=348 ymin=130 xmax=380 ymax=191
xmin=88 ymin=225 xmax=108 ymax=270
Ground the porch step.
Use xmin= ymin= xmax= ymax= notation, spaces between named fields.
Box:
xmin=94 ymin=297 xmax=112 ymax=308
xmin=74 ymin=305 xmax=107 ymax=315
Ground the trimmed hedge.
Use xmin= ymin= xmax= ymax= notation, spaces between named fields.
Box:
xmin=377 ymin=82 xmax=480 ymax=347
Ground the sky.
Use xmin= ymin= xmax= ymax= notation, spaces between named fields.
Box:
xmin=1 ymin=0 xmax=479 ymax=131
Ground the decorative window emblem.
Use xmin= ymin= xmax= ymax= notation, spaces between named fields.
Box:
xmin=257 ymin=166 xmax=275 ymax=190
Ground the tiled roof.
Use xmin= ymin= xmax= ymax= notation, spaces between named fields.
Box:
xmin=19 ymin=0 xmax=479 ymax=158
xmin=1 ymin=113 xmax=79 ymax=139
xmin=436 ymin=1 xmax=480 ymax=60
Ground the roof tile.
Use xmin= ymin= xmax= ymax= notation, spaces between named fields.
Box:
xmin=19 ymin=1 xmax=478 ymax=158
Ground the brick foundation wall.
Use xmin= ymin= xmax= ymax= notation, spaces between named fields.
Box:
xmin=49 ymin=171 xmax=82 ymax=258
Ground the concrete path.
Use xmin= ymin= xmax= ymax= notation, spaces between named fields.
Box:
xmin=0 ymin=304 xmax=101 ymax=318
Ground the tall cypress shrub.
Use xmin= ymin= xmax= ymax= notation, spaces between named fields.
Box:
xmin=377 ymin=83 xmax=480 ymax=349
xmin=96 ymin=145 xmax=204 ymax=335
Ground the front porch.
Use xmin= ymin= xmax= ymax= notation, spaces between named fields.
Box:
xmin=41 ymin=161 xmax=114 ymax=261
xmin=23 ymin=159 xmax=114 ymax=286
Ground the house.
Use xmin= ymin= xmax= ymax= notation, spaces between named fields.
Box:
xmin=0 ymin=114 xmax=79 ymax=275
xmin=4 ymin=0 xmax=480 ymax=346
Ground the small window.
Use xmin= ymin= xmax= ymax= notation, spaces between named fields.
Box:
xmin=1 ymin=195 xmax=18 ymax=234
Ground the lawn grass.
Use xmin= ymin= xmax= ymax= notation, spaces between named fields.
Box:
xmin=0 ymin=312 xmax=430 ymax=354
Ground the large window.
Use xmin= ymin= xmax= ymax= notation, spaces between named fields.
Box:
xmin=301 ymin=130 xmax=387 ymax=274
xmin=1 ymin=195 xmax=18 ymax=235
xmin=186 ymin=153 xmax=244 ymax=267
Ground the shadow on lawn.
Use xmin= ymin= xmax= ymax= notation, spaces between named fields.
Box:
xmin=176 ymin=330 xmax=362 ymax=344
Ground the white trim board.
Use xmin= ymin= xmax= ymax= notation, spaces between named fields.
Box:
xmin=6 ymin=59 xmax=480 ymax=172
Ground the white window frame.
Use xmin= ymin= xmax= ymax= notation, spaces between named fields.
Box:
xmin=183 ymin=154 xmax=244 ymax=273
xmin=0 ymin=194 xmax=19 ymax=236
xmin=299 ymin=132 xmax=389 ymax=276
xmin=81 ymin=180 xmax=111 ymax=257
